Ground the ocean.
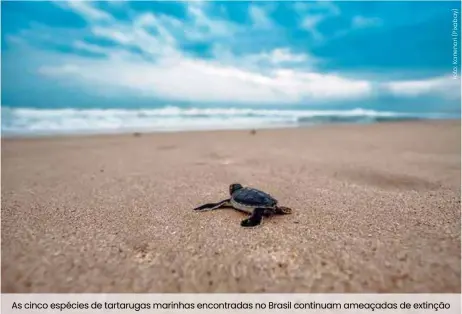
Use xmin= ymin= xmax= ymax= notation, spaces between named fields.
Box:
xmin=1 ymin=106 xmax=459 ymax=137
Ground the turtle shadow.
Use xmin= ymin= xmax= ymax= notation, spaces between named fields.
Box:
xmin=192 ymin=205 xmax=293 ymax=226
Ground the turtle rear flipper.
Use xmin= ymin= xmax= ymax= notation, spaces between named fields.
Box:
xmin=193 ymin=199 xmax=230 ymax=211
xmin=275 ymin=206 xmax=293 ymax=215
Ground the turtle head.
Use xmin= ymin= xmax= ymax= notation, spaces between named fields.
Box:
xmin=229 ymin=183 xmax=243 ymax=195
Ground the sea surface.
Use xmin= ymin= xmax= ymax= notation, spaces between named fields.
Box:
xmin=1 ymin=106 xmax=460 ymax=137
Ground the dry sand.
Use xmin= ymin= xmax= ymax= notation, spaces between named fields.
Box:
xmin=1 ymin=121 xmax=461 ymax=293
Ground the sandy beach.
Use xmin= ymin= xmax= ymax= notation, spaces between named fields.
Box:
xmin=1 ymin=121 xmax=460 ymax=293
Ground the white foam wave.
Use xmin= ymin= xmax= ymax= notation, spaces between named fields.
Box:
xmin=1 ymin=106 xmax=456 ymax=136
xmin=7 ymin=106 xmax=400 ymax=118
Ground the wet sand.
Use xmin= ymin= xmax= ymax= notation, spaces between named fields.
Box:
xmin=1 ymin=121 xmax=460 ymax=292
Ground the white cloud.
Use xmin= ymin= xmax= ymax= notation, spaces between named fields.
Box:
xmin=249 ymin=5 xmax=274 ymax=29
xmin=352 ymin=15 xmax=382 ymax=28
xmin=55 ymin=0 xmax=113 ymax=21
xmin=331 ymin=15 xmax=383 ymax=39
xmin=384 ymin=76 xmax=460 ymax=99
xmin=90 ymin=14 xmax=180 ymax=58
xmin=296 ymin=1 xmax=340 ymax=41
xmin=31 ymin=0 xmax=375 ymax=105
xmin=298 ymin=3 xmax=381 ymax=41
xmin=301 ymin=15 xmax=325 ymax=40
xmin=246 ymin=48 xmax=313 ymax=66
xmin=73 ymin=40 xmax=109 ymax=55
xmin=209 ymin=45 xmax=320 ymax=75
xmin=39 ymin=56 xmax=372 ymax=104
xmin=302 ymin=15 xmax=323 ymax=29
xmin=186 ymin=2 xmax=239 ymax=39
xmin=295 ymin=1 xmax=340 ymax=17
xmin=265 ymin=48 xmax=308 ymax=64
xmin=92 ymin=27 xmax=128 ymax=43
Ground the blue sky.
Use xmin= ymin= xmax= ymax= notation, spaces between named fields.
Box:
xmin=2 ymin=0 xmax=461 ymax=113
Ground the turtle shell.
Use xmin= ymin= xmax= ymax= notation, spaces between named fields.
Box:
xmin=231 ymin=187 xmax=278 ymax=208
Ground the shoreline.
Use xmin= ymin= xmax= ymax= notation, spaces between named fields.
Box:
xmin=1 ymin=118 xmax=459 ymax=141
xmin=2 ymin=120 xmax=460 ymax=293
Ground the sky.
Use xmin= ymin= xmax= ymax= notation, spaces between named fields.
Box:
xmin=1 ymin=0 xmax=461 ymax=113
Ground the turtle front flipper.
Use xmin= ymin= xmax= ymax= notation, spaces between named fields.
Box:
xmin=193 ymin=199 xmax=230 ymax=211
xmin=274 ymin=206 xmax=293 ymax=215
xmin=240 ymin=208 xmax=265 ymax=227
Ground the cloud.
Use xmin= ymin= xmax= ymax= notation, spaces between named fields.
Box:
xmin=294 ymin=1 xmax=340 ymax=17
xmin=249 ymin=5 xmax=274 ymax=29
xmin=73 ymin=40 xmax=109 ymax=55
xmin=89 ymin=13 xmax=181 ymax=58
xmin=258 ymin=48 xmax=309 ymax=64
xmin=383 ymin=76 xmax=460 ymax=99
xmin=351 ymin=15 xmax=382 ymax=28
xmin=211 ymin=45 xmax=317 ymax=70
xmin=297 ymin=2 xmax=382 ymax=42
xmin=54 ymin=0 xmax=113 ymax=21
xmin=185 ymin=2 xmax=240 ymax=40
xmin=296 ymin=1 xmax=341 ymax=41
xmin=39 ymin=55 xmax=372 ymax=104
xmin=301 ymin=15 xmax=325 ymax=40
xmin=17 ymin=0 xmax=374 ymax=105
xmin=15 ymin=0 xmax=456 ymax=107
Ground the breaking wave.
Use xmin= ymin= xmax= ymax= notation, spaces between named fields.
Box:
xmin=1 ymin=106 xmax=458 ymax=137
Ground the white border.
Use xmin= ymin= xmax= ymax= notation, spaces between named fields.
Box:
xmin=1 ymin=293 xmax=461 ymax=313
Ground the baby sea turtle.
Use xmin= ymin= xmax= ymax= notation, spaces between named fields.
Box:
xmin=193 ymin=183 xmax=292 ymax=227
